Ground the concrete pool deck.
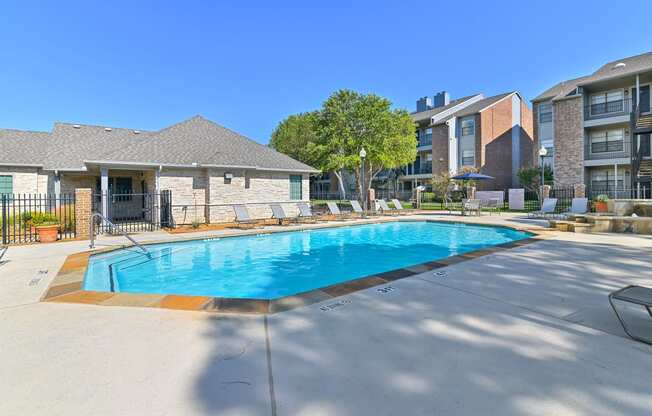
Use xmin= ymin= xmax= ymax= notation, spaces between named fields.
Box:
xmin=1 ymin=213 xmax=652 ymax=415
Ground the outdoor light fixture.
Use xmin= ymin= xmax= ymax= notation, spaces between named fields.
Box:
xmin=538 ymin=146 xmax=548 ymax=188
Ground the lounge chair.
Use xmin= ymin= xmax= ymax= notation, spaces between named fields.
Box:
xmin=232 ymin=204 xmax=261 ymax=229
xmin=527 ymin=198 xmax=558 ymax=218
xmin=462 ymin=199 xmax=481 ymax=216
xmin=391 ymin=199 xmax=416 ymax=215
xmin=378 ymin=199 xmax=400 ymax=216
xmin=270 ymin=204 xmax=296 ymax=225
xmin=609 ymin=285 xmax=652 ymax=345
xmin=326 ymin=201 xmax=354 ymax=220
xmin=297 ymin=202 xmax=320 ymax=223
xmin=560 ymin=198 xmax=588 ymax=219
xmin=480 ymin=198 xmax=501 ymax=215
xmin=0 ymin=246 xmax=7 ymax=264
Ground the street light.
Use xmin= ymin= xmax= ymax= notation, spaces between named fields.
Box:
xmin=360 ymin=147 xmax=367 ymax=213
xmin=538 ymin=146 xmax=548 ymax=188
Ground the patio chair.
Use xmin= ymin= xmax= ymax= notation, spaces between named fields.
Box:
xmin=609 ymin=285 xmax=652 ymax=345
xmin=560 ymin=198 xmax=588 ymax=219
xmin=326 ymin=201 xmax=354 ymax=220
xmin=391 ymin=199 xmax=416 ymax=215
xmin=232 ymin=204 xmax=261 ymax=229
xmin=297 ymin=202 xmax=320 ymax=223
xmin=462 ymin=199 xmax=481 ymax=216
xmin=378 ymin=199 xmax=400 ymax=216
xmin=527 ymin=198 xmax=558 ymax=218
xmin=480 ymin=198 xmax=501 ymax=216
xmin=350 ymin=200 xmax=376 ymax=216
xmin=270 ymin=204 xmax=296 ymax=226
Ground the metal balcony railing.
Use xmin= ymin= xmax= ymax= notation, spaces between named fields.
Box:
xmin=404 ymin=162 xmax=433 ymax=176
xmin=584 ymin=140 xmax=631 ymax=160
xmin=584 ymin=98 xmax=633 ymax=120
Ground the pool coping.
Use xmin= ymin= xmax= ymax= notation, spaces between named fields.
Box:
xmin=41 ymin=218 xmax=554 ymax=314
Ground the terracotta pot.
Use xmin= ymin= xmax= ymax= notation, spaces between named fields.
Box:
xmin=594 ymin=201 xmax=608 ymax=213
xmin=36 ymin=224 xmax=59 ymax=243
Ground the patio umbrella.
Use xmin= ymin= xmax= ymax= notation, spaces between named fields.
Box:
xmin=451 ymin=172 xmax=495 ymax=180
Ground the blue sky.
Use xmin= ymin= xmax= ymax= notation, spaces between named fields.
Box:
xmin=1 ymin=0 xmax=651 ymax=143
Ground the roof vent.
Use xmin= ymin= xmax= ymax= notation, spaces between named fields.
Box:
xmin=104 ymin=127 xmax=112 ymax=132
xmin=133 ymin=130 xmax=140 ymax=134
xmin=613 ymin=62 xmax=626 ymax=70
xmin=72 ymin=124 xmax=81 ymax=129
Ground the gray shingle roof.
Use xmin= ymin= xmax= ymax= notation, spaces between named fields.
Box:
xmin=410 ymin=94 xmax=480 ymax=122
xmin=98 ymin=116 xmax=317 ymax=172
xmin=1 ymin=115 xmax=317 ymax=173
xmin=533 ymin=51 xmax=652 ymax=103
xmin=0 ymin=128 xmax=51 ymax=166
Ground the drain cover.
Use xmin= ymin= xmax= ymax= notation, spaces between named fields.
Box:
xmin=319 ymin=299 xmax=351 ymax=311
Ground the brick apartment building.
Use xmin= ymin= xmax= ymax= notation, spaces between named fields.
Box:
xmin=402 ymin=91 xmax=535 ymax=191
xmin=532 ymin=51 xmax=652 ymax=197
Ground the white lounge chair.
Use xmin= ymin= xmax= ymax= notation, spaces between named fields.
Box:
xmin=270 ymin=204 xmax=296 ymax=225
xmin=378 ymin=199 xmax=399 ymax=216
xmin=233 ymin=204 xmax=261 ymax=228
xmin=391 ymin=199 xmax=415 ymax=215
xmin=560 ymin=198 xmax=588 ymax=218
xmin=528 ymin=198 xmax=558 ymax=218
xmin=326 ymin=202 xmax=354 ymax=220
xmin=609 ymin=285 xmax=652 ymax=345
xmin=350 ymin=200 xmax=376 ymax=216
xmin=297 ymin=202 xmax=319 ymax=223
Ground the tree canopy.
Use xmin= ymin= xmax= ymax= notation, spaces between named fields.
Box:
xmin=270 ymin=89 xmax=417 ymax=201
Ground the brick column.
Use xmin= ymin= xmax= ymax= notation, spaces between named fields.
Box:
xmin=540 ymin=185 xmax=551 ymax=200
xmin=573 ymin=183 xmax=586 ymax=198
xmin=75 ymin=188 xmax=92 ymax=239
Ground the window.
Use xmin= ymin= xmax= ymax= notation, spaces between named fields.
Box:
xmin=0 ymin=175 xmax=12 ymax=196
xmin=591 ymin=129 xmax=624 ymax=153
xmin=425 ymin=153 xmax=433 ymax=161
xmin=462 ymin=150 xmax=474 ymax=166
xmin=461 ymin=117 xmax=475 ymax=136
xmin=289 ymin=175 xmax=302 ymax=200
xmin=538 ymin=103 xmax=552 ymax=123
xmin=591 ymin=169 xmax=630 ymax=190
xmin=418 ymin=128 xmax=432 ymax=146
xmin=590 ymin=90 xmax=624 ymax=115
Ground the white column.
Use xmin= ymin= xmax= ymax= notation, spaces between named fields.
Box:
xmin=53 ymin=171 xmax=61 ymax=209
xmin=614 ymin=163 xmax=618 ymax=199
xmin=636 ymin=74 xmax=640 ymax=107
xmin=100 ymin=167 xmax=109 ymax=219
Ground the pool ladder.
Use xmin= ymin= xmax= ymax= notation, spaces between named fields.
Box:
xmin=89 ymin=212 xmax=151 ymax=257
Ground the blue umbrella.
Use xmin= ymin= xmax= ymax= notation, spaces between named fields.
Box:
xmin=451 ymin=172 xmax=495 ymax=180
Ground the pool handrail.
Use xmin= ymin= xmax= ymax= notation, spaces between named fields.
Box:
xmin=89 ymin=212 xmax=151 ymax=257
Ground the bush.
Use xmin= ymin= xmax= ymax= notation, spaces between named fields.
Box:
xmin=27 ymin=212 xmax=60 ymax=226
xmin=595 ymin=194 xmax=609 ymax=202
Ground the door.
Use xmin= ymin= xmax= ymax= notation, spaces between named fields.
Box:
xmin=633 ymin=85 xmax=651 ymax=113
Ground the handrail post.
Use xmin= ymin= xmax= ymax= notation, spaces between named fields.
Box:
xmin=88 ymin=212 xmax=150 ymax=257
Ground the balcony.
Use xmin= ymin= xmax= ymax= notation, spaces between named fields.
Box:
xmin=584 ymin=140 xmax=631 ymax=162
xmin=584 ymin=98 xmax=632 ymax=122
xmin=417 ymin=136 xmax=432 ymax=148
xmin=403 ymin=162 xmax=433 ymax=176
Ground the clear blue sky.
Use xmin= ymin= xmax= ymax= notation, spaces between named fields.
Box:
xmin=2 ymin=0 xmax=651 ymax=143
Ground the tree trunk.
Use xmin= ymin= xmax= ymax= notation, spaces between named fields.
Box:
xmin=333 ymin=170 xmax=346 ymax=199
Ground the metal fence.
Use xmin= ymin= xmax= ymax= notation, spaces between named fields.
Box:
xmin=588 ymin=187 xmax=650 ymax=200
xmin=1 ymin=193 xmax=76 ymax=244
xmin=92 ymin=191 xmax=171 ymax=234
xmin=309 ymin=189 xmax=413 ymax=202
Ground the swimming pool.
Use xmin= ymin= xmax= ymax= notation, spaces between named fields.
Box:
xmin=84 ymin=221 xmax=531 ymax=299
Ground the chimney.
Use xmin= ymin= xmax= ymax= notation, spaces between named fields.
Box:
xmin=433 ymin=91 xmax=450 ymax=108
xmin=416 ymin=96 xmax=433 ymax=112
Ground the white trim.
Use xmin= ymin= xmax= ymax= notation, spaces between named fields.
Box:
xmin=83 ymin=160 xmax=319 ymax=174
xmin=0 ymin=162 xmax=43 ymax=168
xmin=476 ymin=91 xmax=520 ymax=113
xmin=429 ymin=94 xmax=485 ymax=126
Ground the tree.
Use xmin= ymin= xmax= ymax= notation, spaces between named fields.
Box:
xmin=269 ymin=112 xmax=322 ymax=169
xmin=431 ymin=172 xmax=452 ymax=203
xmin=517 ymin=166 xmax=553 ymax=192
xmin=317 ymin=89 xmax=417 ymax=206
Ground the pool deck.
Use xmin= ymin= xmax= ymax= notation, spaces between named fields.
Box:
xmin=2 ymin=213 xmax=652 ymax=415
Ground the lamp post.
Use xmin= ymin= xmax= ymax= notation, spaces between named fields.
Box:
xmin=360 ymin=147 xmax=367 ymax=213
xmin=538 ymin=146 xmax=548 ymax=188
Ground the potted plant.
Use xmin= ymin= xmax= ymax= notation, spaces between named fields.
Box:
xmin=594 ymin=194 xmax=609 ymax=213
xmin=29 ymin=213 xmax=60 ymax=243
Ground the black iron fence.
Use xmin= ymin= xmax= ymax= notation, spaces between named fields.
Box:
xmin=1 ymin=193 xmax=76 ymax=244
xmin=92 ymin=191 xmax=171 ymax=234
xmin=309 ymin=189 xmax=413 ymax=203
xmin=588 ymin=187 xmax=650 ymax=200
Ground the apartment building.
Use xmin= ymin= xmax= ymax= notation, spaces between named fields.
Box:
xmin=532 ymin=51 xmax=652 ymax=197
xmin=403 ymin=91 xmax=535 ymax=190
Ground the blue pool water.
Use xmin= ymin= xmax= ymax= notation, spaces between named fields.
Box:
xmin=84 ymin=221 xmax=531 ymax=299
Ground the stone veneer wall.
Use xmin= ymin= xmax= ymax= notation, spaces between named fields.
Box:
xmin=0 ymin=166 xmax=50 ymax=194
xmin=159 ymin=168 xmax=310 ymax=225
xmin=553 ymin=97 xmax=584 ymax=186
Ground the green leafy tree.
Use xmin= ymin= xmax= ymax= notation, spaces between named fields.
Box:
xmin=431 ymin=172 xmax=452 ymax=204
xmin=269 ymin=111 xmax=322 ymax=168
xmin=317 ymin=89 xmax=417 ymax=206
xmin=517 ymin=166 xmax=553 ymax=192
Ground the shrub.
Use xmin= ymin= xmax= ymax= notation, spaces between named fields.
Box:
xmin=595 ymin=194 xmax=609 ymax=202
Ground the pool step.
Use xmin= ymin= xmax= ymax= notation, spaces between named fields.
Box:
xmin=549 ymin=219 xmax=594 ymax=233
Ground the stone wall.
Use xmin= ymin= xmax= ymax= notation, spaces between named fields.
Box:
xmin=159 ymin=167 xmax=310 ymax=225
xmin=553 ymin=97 xmax=584 ymax=186
xmin=0 ymin=166 xmax=47 ymax=194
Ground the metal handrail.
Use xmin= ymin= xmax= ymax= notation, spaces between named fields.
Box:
xmin=89 ymin=212 xmax=151 ymax=257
